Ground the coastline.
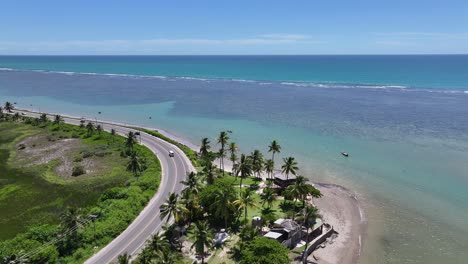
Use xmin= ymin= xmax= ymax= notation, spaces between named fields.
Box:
xmin=309 ymin=183 xmax=366 ymax=264
xmin=15 ymin=108 xmax=364 ymax=264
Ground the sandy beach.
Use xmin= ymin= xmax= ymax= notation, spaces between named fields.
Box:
xmin=309 ymin=183 xmax=365 ymax=264
xmin=222 ymin=160 xmax=364 ymax=264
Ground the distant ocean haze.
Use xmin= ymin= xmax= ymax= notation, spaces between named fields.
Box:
xmin=0 ymin=55 xmax=468 ymax=263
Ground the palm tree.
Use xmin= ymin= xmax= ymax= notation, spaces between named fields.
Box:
xmin=297 ymin=206 xmax=319 ymax=264
xmin=264 ymin=159 xmax=275 ymax=183
xmin=109 ymin=128 xmax=116 ymax=144
xmin=228 ymin=142 xmax=238 ymax=174
xmin=233 ymin=189 xmax=258 ymax=223
xmin=159 ymin=192 xmax=188 ymax=224
xmin=217 ymin=148 xmax=226 ymax=175
xmin=181 ymin=186 xmax=202 ymax=223
xmin=86 ymin=122 xmax=94 ymax=136
xmin=285 ymin=176 xmax=322 ymax=207
xmin=232 ymin=225 xmax=258 ymax=257
xmin=156 ymin=250 xmax=180 ymax=264
xmin=79 ymin=119 xmax=85 ymax=128
xmin=53 ymin=114 xmax=63 ymax=128
xmin=117 ymin=253 xmax=130 ymax=264
xmin=250 ymin=149 xmax=264 ymax=179
xmin=126 ymin=131 xmax=138 ymax=152
xmin=202 ymin=161 xmax=216 ymax=185
xmin=4 ymin=101 xmax=14 ymax=112
xmin=217 ymin=131 xmax=230 ymax=175
xmin=189 ymin=221 xmax=213 ymax=264
xmin=260 ymin=188 xmax=277 ymax=209
xmin=199 ymin=137 xmax=211 ymax=160
xmin=127 ymin=151 xmax=143 ymax=178
xmin=12 ymin=112 xmax=20 ymax=121
xmin=237 ymin=154 xmax=252 ymax=194
xmin=96 ymin=124 xmax=103 ymax=135
xmin=180 ymin=171 xmax=201 ymax=194
xmin=268 ymin=140 xmax=281 ymax=164
xmin=211 ymin=187 xmax=236 ymax=229
xmin=137 ymin=247 xmax=153 ymax=264
xmin=147 ymin=232 xmax=170 ymax=256
xmin=59 ymin=207 xmax=83 ymax=240
xmin=39 ymin=113 xmax=48 ymax=123
xmin=60 ymin=207 xmax=83 ymax=230
xmin=281 ymin=156 xmax=298 ymax=181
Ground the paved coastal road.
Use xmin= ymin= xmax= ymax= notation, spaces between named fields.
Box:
xmin=16 ymin=111 xmax=194 ymax=263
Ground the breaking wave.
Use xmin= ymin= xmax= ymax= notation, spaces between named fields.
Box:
xmin=1 ymin=67 xmax=467 ymax=94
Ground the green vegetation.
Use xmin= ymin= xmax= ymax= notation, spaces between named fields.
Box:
xmin=0 ymin=110 xmax=161 ymax=263
xmin=134 ymin=130 xmax=322 ymax=264
xmin=239 ymin=237 xmax=289 ymax=264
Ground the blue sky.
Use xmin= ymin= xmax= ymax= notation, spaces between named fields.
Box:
xmin=1 ymin=0 xmax=468 ymax=55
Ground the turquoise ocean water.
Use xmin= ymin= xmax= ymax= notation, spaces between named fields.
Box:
xmin=0 ymin=56 xmax=467 ymax=263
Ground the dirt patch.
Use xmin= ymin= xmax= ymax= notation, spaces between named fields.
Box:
xmin=15 ymin=134 xmax=115 ymax=180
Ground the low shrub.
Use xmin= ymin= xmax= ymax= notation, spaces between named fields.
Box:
xmin=72 ymin=165 xmax=86 ymax=176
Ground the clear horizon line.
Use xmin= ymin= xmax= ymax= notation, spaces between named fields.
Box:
xmin=1 ymin=53 xmax=468 ymax=56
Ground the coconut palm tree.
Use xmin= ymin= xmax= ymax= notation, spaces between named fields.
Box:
xmin=137 ymin=247 xmax=153 ymax=264
xmin=250 ymin=149 xmax=264 ymax=179
xmin=296 ymin=206 xmax=319 ymax=264
xmin=59 ymin=207 xmax=83 ymax=240
xmin=127 ymin=151 xmax=143 ymax=178
xmin=211 ymin=187 xmax=236 ymax=229
xmin=117 ymin=253 xmax=130 ymax=264
xmin=147 ymin=232 xmax=170 ymax=257
xmin=199 ymin=137 xmax=211 ymax=160
xmin=181 ymin=185 xmax=202 ymax=223
xmin=268 ymin=140 xmax=281 ymax=164
xmin=109 ymin=128 xmax=116 ymax=144
xmin=12 ymin=112 xmax=20 ymax=121
xmin=260 ymin=187 xmax=277 ymax=209
xmin=159 ymin=192 xmax=188 ymax=224
xmin=217 ymin=131 xmax=230 ymax=175
xmin=189 ymin=221 xmax=213 ymax=264
xmin=39 ymin=113 xmax=48 ymax=123
xmin=180 ymin=171 xmax=201 ymax=195
xmin=53 ymin=114 xmax=63 ymax=128
xmin=217 ymin=148 xmax=226 ymax=175
xmin=202 ymin=161 xmax=216 ymax=185
xmin=86 ymin=122 xmax=94 ymax=136
xmin=79 ymin=119 xmax=85 ymax=128
xmin=233 ymin=189 xmax=258 ymax=223
xmin=96 ymin=124 xmax=103 ymax=135
xmin=156 ymin=250 xmax=180 ymax=264
xmin=264 ymin=159 xmax=275 ymax=183
xmin=125 ymin=131 xmax=138 ymax=152
xmin=237 ymin=154 xmax=252 ymax=194
xmin=281 ymin=156 xmax=298 ymax=181
xmin=285 ymin=176 xmax=322 ymax=207
xmin=228 ymin=142 xmax=238 ymax=173
xmin=4 ymin=101 xmax=14 ymax=112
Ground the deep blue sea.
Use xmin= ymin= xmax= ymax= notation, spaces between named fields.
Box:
xmin=0 ymin=56 xmax=467 ymax=263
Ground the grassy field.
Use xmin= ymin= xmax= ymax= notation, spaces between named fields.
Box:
xmin=0 ymin=119 xmax=161 ymax=263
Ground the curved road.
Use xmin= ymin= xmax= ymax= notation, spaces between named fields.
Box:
xmin=17 ymin=111 xmax=194 ymax=263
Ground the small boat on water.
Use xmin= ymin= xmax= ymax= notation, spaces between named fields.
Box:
xmin=341 ymin=152 xmax=349 ymax=157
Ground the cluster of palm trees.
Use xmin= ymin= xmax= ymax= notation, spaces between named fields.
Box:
xmin=201 ymin=131 xmax=300 ymax=190
xmin=139 ymin=131 xmax=322 ymax=263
